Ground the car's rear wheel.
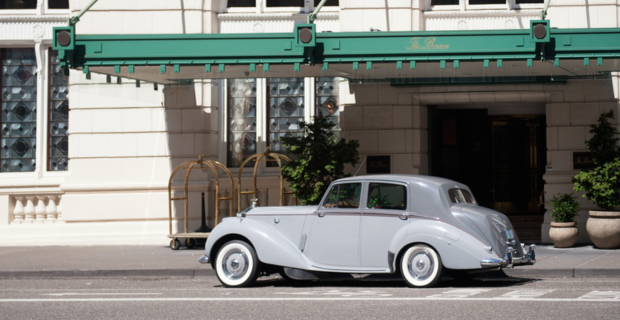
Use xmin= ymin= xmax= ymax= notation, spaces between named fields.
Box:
xmin=400 ymin=244 xmax=443 ymax=288
xmin=215 ymin=240 xmax=259 ymax=287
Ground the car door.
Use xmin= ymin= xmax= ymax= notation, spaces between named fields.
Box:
xmin=305 ymin=182 xmax=362 ymax=267
xmin=360 ymin=182 xmax=410 ymax=268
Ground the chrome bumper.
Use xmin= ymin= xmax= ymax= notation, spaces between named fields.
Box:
xmin=480 ymin=244 xmax=536 ymax=268
xmin=199 ymin=255 xmax=210 ymax=264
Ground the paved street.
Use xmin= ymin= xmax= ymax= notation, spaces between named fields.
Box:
xmin=1 ymin=276 xmax=619 ymax=319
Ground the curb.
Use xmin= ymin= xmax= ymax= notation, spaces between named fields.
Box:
xmin=0 ymin=268 xmax=215 ymax=279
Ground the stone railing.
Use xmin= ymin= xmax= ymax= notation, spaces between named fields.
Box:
xmin=0 ymin=15 xmax=67 ymax=41
xmin=11 ymin=194 xmax=64 ymax=224
xmin=218 ymin=12 xmax=339 ymax=34
xmin=424 ymin=10 xmax=540 ymax=31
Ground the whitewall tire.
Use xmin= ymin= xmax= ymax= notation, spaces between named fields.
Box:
xmin=215 ymin=240 xmax=259 ymax=287
xmin=400 ymin=244 xmax=443 ymax=288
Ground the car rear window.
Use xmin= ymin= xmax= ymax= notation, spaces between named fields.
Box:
xmin=449 ymin=189 xmax=474 ymax=204
xmin=367 ymin=183 xmax=407 ymax=210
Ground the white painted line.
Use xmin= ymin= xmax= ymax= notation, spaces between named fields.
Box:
xmin=43 ymin=293 xmax=163 ymax=296
xmin=427 ymin=289 xmax=492 ymax=299
xmin=578 ymin=291 xmax=620 ymax=300
xmin=501 ymin=290 xmax=555 ymax=299
xmin=0 ymin=297 xmax=619 ymax=302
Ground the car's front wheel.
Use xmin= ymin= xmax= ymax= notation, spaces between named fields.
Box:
xmin=400 ymin=244 xmax=443 ymax=288
xmin=215 ymin=240 xmax=259 ymax=287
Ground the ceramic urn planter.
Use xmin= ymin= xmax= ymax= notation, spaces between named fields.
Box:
xmin=586 ymin=211 xmax=620 ymax=249
xmin=549 ymin=222 xmax=579 ymax=248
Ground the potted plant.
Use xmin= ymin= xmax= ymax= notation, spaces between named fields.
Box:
xmin=549 ymin=193 xmax=580 ymax=248
xmin=573 ymin=110 xmax=620 ymax=249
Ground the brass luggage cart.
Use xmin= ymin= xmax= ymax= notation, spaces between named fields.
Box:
xmin=167 ymin=155 xmax=234 ymax=250
xmin=237 ymin=147 xmax=297 ymax=209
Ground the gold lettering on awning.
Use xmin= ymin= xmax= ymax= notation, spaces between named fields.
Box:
xmin=407 ymin=37 xmax=450 ymax=50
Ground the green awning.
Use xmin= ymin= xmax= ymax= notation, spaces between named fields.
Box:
xmin=53 ymin=21 xmax=620 ymax=84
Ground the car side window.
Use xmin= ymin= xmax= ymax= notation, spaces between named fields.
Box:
xmin=367 ymin=183 xmax=407 ymax=210
xmin=322 ymin=183 xmax=361 ymax=209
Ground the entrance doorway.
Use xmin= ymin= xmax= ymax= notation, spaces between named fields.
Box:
xmin=430 ymin=108 xmax=546 ymax=242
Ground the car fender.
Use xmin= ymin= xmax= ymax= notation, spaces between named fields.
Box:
xmin=389 ymin=219 xmax=494 ymax=270
xmin=205 ymin=217 xmax=310 ymax=270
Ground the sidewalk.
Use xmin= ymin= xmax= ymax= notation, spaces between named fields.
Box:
xmin=0 ymin=245 xmax=618 ymax=279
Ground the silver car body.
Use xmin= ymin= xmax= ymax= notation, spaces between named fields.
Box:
xmin=202 ymin=174 xmax=534 ymax=275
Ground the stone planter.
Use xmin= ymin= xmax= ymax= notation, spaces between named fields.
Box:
xmin=549 ymin=222 xmax=579 ymax=248
xmin=586 ymin=211 xmax=620 ymax=249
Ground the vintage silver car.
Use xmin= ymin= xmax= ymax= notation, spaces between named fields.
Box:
xmin=200 ymin=174 xmax=535 ymax=287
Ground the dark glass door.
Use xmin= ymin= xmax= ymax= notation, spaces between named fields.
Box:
xmin=491 ymin=116 xmax=546 ymax=215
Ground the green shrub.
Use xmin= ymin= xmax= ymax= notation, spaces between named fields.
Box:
xmin=573 ymin=158 xmax=620 ymax=211
xmin=280 ymin=114 xmax=359 ymax=205
xmin=549 ymin=193 xmax=580 ymax=223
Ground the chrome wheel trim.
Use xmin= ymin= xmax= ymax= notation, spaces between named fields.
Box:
xmin=408 ymin=251 xmax=433 ymax=281
xmin=221 ymin=249 xmax=249 ymax=280
xmin=215 ymin=242 xmax=254 ymax=286
xmin=401 ymin=245 xmax=440 ymax=287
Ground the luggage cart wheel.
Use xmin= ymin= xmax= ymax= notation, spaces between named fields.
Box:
xmin=170 ymin=238 xmax=181 ymax=250
xmin=185 ymin=238 xmax=196 ymax=249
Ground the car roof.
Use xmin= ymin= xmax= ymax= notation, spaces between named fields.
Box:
xmin=336 ymin=174 xmax=462 ymax=188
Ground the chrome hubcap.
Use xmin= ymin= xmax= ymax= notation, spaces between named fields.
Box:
xmin=222 ymin=249 xmax=248 ymax=280
xmin=408 ymin=250 xmax=433 ymax=281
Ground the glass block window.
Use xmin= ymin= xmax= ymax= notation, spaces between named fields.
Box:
xmin=1 ymin=48 xmax=37 ymax=172
xmin=49 ymin=51 xmax=69 ymax=171
xmin=48 ymin=0 xmax=69 ymax=9
xmin=316 ymin=77 xmax=341 ymax=141
xmin=228 ymin=79 xmax=257 ymax=167
xmin=314 ymin=0 xmax=339 ymax=6
xmin=469 ymin=0 xmax=504 ymax=4
xmin=267 ymin=78 xmax=304 ymax=165
xmin=266 ymin=0 xmax=304 ymax=7
xmin=227 ymin=0 xmax=255 ymax=7
xmin=431 ymin=0 xmax=459 ymax=5
xmin=0 ymin=0 xmax=37 ymax=9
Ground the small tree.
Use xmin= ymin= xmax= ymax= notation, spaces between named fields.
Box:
xmin=586 ymin=110 xmax=620 ymax=165
xmin=573 ymin=110 xmax=620 ymax=210
xmin=280 ymin=114 xmax=359 ymax=205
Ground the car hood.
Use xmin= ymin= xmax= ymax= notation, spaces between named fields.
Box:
xmin=453 ymin=205 xmax=523 ymax=257
xmin=246 ymin=205 xmax=318 ymax=216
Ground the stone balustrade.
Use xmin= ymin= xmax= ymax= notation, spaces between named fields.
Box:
xmin=11 ymin=194 xmax=63 ymax=224
xmin=424 ymin=10 xmax=540 ymax=31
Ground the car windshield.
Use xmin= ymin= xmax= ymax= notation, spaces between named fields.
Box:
xmin=449 ymin=188 xmax=474 ymax=204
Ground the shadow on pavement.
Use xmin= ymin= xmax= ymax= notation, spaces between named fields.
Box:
xmin=247 ymin=269 xmax=540 ymax=289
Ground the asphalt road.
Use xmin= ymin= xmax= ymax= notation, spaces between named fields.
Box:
xmin=1 ymin=275 xmax=619 ymax=319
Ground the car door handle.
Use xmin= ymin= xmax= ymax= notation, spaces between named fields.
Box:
xmin=318 ymin=212 xmax=325 ymax=217
xmin=399 ymin=213 xmax=408 ymax=220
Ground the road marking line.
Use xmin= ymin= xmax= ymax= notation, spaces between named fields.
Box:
xmin=1 ymin=297 xmax=619 ymax=302
xmin=501 ymin=290 xmax=555 ymax=299
xmin=427 ymin=289 xmax=492 ymax=299
xmin=578 ymin=291 xmax=620 ymax=300
xmin=274 ymin=290 xmax=391 ymax=297
xmin=43 ymin=293 xmax=163 ymax=296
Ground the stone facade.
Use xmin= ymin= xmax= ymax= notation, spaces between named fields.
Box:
xmin=1 ymin=0 xmax=619 ymax=245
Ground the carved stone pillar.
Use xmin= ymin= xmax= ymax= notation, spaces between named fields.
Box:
xmin=46 ymin=195 xmax=58 ymax=220
xmin=35 ymin=195 xmax=47 ymax=221
xmin=24 ymin=196 xmax=36 ymax=221
xmin=13 ymin=196 xmax=25 ymax=222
